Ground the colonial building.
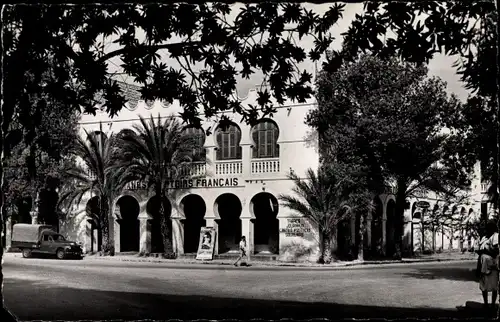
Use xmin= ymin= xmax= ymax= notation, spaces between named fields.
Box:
xmin=13 ymin=80 xmax=487 ymax=261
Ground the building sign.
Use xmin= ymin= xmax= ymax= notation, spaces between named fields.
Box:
xmin=126 ymin=178 xmax=239 ymax=190
xmin=416 ymin=201 xmax=431 ymax=209
xmin=196 ymin=227 xmax=216 ymax=261
xmin=280 ymin=218 xmax=312 ymax=237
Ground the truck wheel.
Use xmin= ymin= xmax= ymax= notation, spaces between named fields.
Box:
xmin=56 ymin=248 xmax=66 ymax=260
xmin=22 ymin=249 xmax=32 ymax=258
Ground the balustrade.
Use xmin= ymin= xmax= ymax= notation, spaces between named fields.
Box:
xmin=215 ymin=160 xmax=243 ymax=175
xmin=179 ymin=162 xmax=207 ymax=177
xmin=250 ymin=158 xmax=280 ymax=174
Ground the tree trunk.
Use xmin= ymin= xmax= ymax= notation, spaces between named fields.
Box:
xmin=159 ymin=197 xmax=175 ymax=259
xmin=322 ymin=233 xmax=332 ymax=264
xmin=432 ymin=225 xmax=436 ymax=253
xmin=98 ymin=199 xmax=114 ymax=256
xmin=100 ymin=213 xmax=111 ymax=254
xmin=421 ymin=211 xmax=425 ymax=254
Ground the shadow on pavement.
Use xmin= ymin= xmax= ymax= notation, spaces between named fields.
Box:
xmin=4 ymin=277 xmax=486 ymax=321
xmin=400 ymin=265 xmax=477 ymax=282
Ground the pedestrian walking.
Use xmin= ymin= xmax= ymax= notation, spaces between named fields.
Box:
xmin=475 ymin=220 xmax=499 ymax=310
xmin=233 ymin=236 xmax=248 ymax=267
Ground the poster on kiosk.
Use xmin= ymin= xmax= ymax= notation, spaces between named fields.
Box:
xmin=196 ymin=227 xmax=216 ymax=260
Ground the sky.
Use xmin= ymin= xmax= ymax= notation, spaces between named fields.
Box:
xmin=108 ymin=3 xmax=470 ymax=102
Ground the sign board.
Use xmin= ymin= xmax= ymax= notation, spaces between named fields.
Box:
xmin=126 ymin=178 xmax=239 ymax=190
xmin=279 ymin=218 xmax=312 ymax=237
xmin=196 ymin=227 xmax=217 ymax=261
xmin=416 ymin=201 xmax=431 ymax=209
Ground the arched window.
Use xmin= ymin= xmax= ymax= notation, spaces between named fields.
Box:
xmin=251 ymin=120 xmax=279 ymax=158
xmin=215 ymin=124 xmax=242 ymax=160
xmin=183 ymin=126 xmax=206 ymax=161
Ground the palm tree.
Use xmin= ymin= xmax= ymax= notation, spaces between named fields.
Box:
xmin=59 ymin=129 xmax=127 ymax=255
xmin=113 ymin=114 xmax=201 ymax=258
xmin=279 ymin=167 xmax=371 ymax=264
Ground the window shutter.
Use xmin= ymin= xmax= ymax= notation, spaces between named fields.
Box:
xmin=216 ymin=130 xmax=222 ymax=160
xmin=252 ymin=126 xmax=258 ymax=158
xmin=229 ymin=127 xmax=235 ymax=159
xmin=235 ymin=128 xmax=242 ymax=159
xmin=259 ymin=130 xmax=266 ymax=157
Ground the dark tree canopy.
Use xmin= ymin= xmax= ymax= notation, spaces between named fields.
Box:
xmin=323 ymin=1 xmax=497 ymax=205
xmin=3 ymin=3 xmax=346 ymax=132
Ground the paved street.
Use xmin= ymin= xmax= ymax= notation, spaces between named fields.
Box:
xmin=3 ymin=254 xmax=487 ymax=320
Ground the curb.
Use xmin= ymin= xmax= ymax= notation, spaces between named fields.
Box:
xmin=80 ymin=254 xmax=477 ymax=269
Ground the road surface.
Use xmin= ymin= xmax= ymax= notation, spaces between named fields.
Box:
xmin=3 ymin=254 xmax=487 ymax=320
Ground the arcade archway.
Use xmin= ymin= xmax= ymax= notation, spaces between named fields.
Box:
xmin=386 ymin=199 xmax=396 ymax=257
xmin=117 ymin=195 xmax=140 ymax=252
xmin=250 ymin=192 xmax=279 ymax=254
xmin=181 ymin=194 xmax=206 ymax=254
xmin=371 ymin=197 xmax=384 ymax=257
xmin=147 ymin=195 xmax=172 ymax=253
xmin=215 ymin=193 xmax=242 ymax=254
xmin=412 ymin=202 xmax=422 ymax=253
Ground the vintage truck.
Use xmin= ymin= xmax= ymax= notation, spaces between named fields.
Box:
xmin=11 ymin=224 xmax=83 ymax=259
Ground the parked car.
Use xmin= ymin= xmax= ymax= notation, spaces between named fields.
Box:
xmin=11 ymin=223 xmax=83 ymax=259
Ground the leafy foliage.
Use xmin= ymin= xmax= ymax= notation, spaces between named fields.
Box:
xmin=112 ymin=115 xmax=200 ymax=256
xmin=3 ymin=3 xmax=346 ymax=130
xmin=3 ymin=97 xmax=79 ymax=226
xmin=58 ymin=131 xmax=126 ymax=255
xmin=309 ymin=55 xmax=471 ymax=257
xmin=325 ymin=1 xmax=496 ymax=202
xmin=279 ymin=164 xmax=372 ymax=264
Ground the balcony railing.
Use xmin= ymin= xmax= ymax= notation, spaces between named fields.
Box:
xmin=251 ymin=158 xmax=280 ymax=174
xmin=215 ymin=160 xmax=243 ymax=175
xmin=179 ymin=162 xmax=206 ymax=177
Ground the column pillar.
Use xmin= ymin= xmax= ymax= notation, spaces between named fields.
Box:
xmin=331 ymin=225 xmax=338 ymax=254
xmin=350 ymin=215 xmax=356 ymax=250
xmin=206 ymin=147 xmax=217 ymax=176
xmin=113 ymin=216 xmax=121 ymax=253
xmin=171 ymin=208 xmax=184 ymax=256
xmin=30 ymin=211 xmax=38 ymax=225
xmin=84 ymin=218 xmax=93 ymax=253
xmin=138 ymin=212 xmax=152 ymax=255
xmin=366 ymin=212 xmax=372 ymax=249
xmin=240 ymin=202 xmax=255 ymax=256
xmin=93 ymin=227 xmax=98 ymax=252
xmin=5 ymin=217 xmax=12 ymax=251
xmin=242 ymin=144 xmax=251 ymax=178
xmin=382 ymin=219 xmax=387 ymax=256
xmin=204 ymin=196 xmax=219 ymax=255
xmin=382 ymin=200 xmax=387 ymax=256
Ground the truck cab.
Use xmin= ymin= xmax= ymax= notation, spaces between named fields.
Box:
xmin=12 ymin=224 xmax=83 ymax=260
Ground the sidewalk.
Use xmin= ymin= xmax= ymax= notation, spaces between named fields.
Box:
xmin=82 ymin=251 xmax=477 ymax=268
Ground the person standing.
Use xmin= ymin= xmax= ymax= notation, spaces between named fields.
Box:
xmin=234 ymin=236 xmax=248 ymax=267
xmin=476 ymin=220 xmax=499 ymax=310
